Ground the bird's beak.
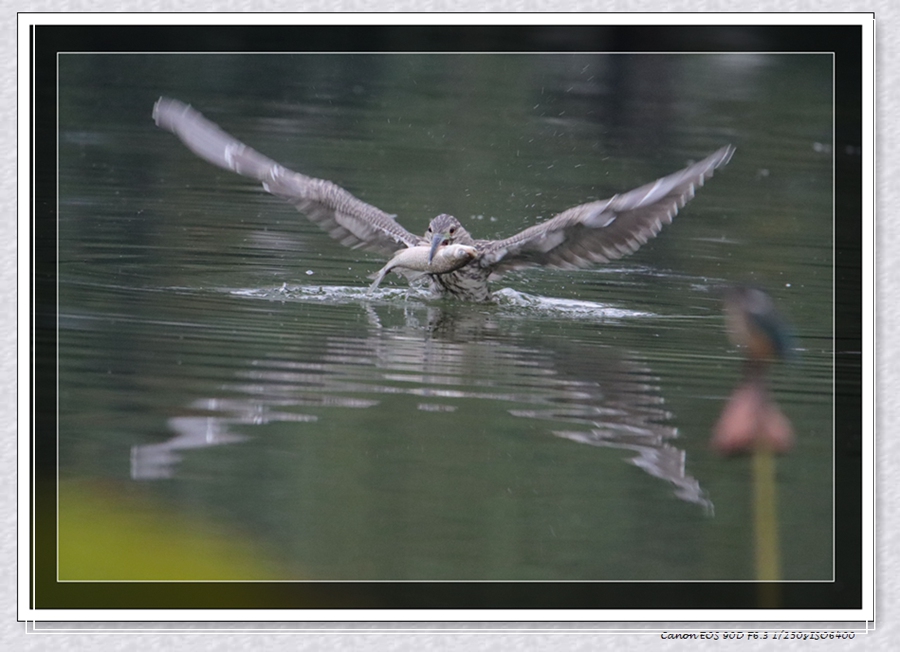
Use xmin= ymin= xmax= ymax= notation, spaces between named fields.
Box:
xmin=429 ymin=232 xmax=447 ymax=263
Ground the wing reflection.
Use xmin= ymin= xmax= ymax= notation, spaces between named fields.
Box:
xmin=500 ymin=334 xmax=712 ymax=512
xmin=131 ymin=301 xmax=711 ymax=511
xmin=131 ymin=398 xmax=320 ymax=480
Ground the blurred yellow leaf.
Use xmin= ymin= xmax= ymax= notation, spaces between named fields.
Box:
xmin=59 ymin=481 xmax=284 ymax=581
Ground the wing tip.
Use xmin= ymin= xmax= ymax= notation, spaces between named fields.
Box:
xmin=714 ymin=144 xmax=737 ymax=169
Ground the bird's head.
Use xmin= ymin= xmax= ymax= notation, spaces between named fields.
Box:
xmin=425 ymin=214 xmax=471 ymax=262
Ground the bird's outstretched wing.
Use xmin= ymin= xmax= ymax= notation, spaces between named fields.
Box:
xmin=153 ymin=97 xmax=420 ymax=256
xmin=478 ymin=145 xmax=735 ymax=275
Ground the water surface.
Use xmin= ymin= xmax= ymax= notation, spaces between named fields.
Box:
xmin=57 ymin=52 xmax=834 ymax=581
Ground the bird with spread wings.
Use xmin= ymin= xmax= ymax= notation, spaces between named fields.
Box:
xmin=154 ymin=97 xmax=734 ymax=302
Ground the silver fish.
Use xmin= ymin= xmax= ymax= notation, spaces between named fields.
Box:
xmin=368 ymin=244 xmax=478 ymax=292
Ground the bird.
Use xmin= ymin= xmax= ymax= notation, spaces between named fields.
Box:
xmin=153 ymin=97 xmax=735 ymax=302
xmin=712 ymin=286 xmax=795 ymax=455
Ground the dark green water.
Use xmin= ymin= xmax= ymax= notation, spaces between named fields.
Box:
xmin=56 ymin=53 xmax=834 ymax=581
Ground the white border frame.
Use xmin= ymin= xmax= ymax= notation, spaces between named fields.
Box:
xmin=16 ymin=11 xmax=875 ymax=628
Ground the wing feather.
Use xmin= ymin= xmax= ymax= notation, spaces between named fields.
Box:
xmin=153 ymin=97 xmax=419 ymax=256
xmin=480 ymin=145 xmax=735 ymax=274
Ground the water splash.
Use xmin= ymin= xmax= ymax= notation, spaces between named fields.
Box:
xmin=228 ymin=283 xmax=656 ymax=320
xmin=493 ymin=288 xmax=656 ymax=320
xmin=229 ymin=283 xmax=427 ymax=304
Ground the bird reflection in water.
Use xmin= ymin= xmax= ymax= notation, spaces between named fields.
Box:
xmin=131 ymin=302 xmax=711 ymax=511
xmin=712 ymin=286 xmax=795 ymax=455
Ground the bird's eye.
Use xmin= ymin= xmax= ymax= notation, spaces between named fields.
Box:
xmin=449 ymin=227 xmax=456 ymax=234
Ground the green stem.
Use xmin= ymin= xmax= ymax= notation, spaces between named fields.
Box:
xmin=753 ymin=447 xmax=781 ymax=606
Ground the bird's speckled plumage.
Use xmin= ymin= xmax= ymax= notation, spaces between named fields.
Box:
xmin=154 ymin=97 xmax=734 ymax=302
